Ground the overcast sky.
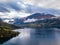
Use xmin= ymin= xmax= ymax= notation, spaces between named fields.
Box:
xmin=0 ymin=0 xmax=60 ymax=18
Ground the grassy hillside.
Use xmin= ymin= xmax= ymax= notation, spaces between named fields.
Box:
xmin=0 ymin=21 xmax=21 ymax=30
xmin=0 ymin=19 xmax=19 ymax=44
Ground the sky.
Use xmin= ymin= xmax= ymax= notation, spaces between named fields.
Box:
xmin=0 ymin=0 xmax=60 ymax=18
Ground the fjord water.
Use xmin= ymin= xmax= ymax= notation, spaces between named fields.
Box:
xmin=2 ymin=28 xmax=60 ymax=45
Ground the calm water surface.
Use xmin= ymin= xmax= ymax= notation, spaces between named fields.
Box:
xmin=2 ymin=28 xmax=60 ymax=45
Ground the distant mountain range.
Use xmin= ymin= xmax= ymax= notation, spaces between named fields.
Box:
xmin=20 ymin=17 xmax=60 ymax=28
xmin=0 ymin=13 xmax=60 ymax=28
xmin=13 ymin=13 xmax=56 ymax=25
xmin=0 ymin=13 xmax=57 ymax=26
xmin=26 ymin=13 xmax=55 ymax=19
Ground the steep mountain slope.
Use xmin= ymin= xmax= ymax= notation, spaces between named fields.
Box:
xmin=13 ymin=13 xmax=56 ymax=25
xmin=26 ymin=13 xmax=55 ymax=19
xmin=20 ymin=18 xmax=60 ymax=28
xmin=0 ymin=18 xmax=21 ymax=29
xmin=0 ymin=18 xmax=19 ymax=44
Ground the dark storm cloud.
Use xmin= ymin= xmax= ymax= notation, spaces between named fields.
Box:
xmin=0 ymin=0 xmax=60 ymax=16
xmin=0 ymin=4 xmax=10 ymax=12
xmin=7 ymin=2 xmax=21 ymax=11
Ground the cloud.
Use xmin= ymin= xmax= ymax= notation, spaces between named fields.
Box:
xmin=0 ymin=11 xmax=30 ymax=18
xmin=0 ymin=0 xmax=22 ymax=12
xmin=24 ymin=18 xmax=38 ymax=23
xmin=0 ymin=0 xmax=60 ymax=10
xmin=23 ymin=0 xmax=60 ymax=9
xmin=8 ymin=2 xmax=21 ymax=11
xmin=0 ymin=4 xmax=10 ymax=12
xmin=23 ymin=5 xmax=60 ymax=15
xmin=0 ymin=0 xmax=60 ymax=18
xmin=0 ymin=0 xmax=14 ymax=2
xmin=3 ymin=20 xmax=9 ymax=23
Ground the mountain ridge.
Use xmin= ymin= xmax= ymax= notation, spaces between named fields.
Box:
xmin=26 ymin=13 xmax=56 ymax=19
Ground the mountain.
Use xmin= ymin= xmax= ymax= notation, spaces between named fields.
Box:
xmin=23 ymin=13 xmax=56 ymax=23
xmin=2 ymin=13 xmax=56 ymax=26
xmin=13 ymin=17 xmax=26 ymax=26
xmin=20 ymin=18 xmax=60 ymax=28
xmin=0 ymin=18 xmax=21 ymax=30
xmin=12 ymin=13 xmax=56 ymax=25
xmin=26 ymin=13 xmax=56 ymax=19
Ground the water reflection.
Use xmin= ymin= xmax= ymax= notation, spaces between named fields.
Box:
xmin=2 ymin=28 xmax=60 ymax=45
xmin=30 ymin=28 xmax=57 ymax=45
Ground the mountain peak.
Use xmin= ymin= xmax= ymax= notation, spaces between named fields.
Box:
xmin=27 ymin=13 xmax=55 ymax=19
